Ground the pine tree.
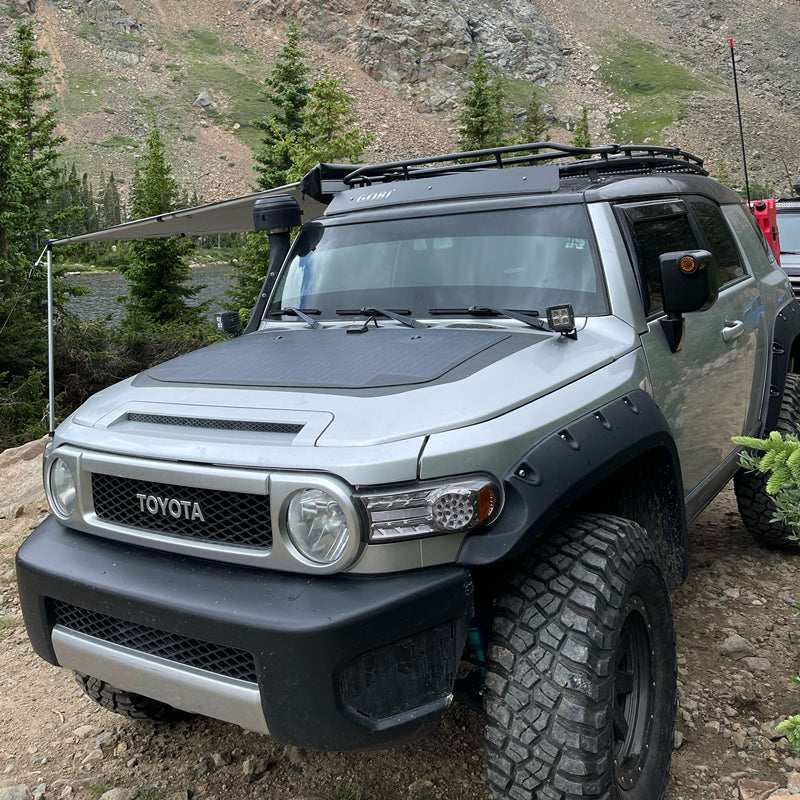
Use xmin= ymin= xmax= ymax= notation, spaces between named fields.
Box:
xmin=520 ymin=96 xmax=549 ymax=144
xmin=0 ymin=23 xmax=71 ymax=377
xmin=571 ymin=107 xmax=592 ymax=155
xmin=0 ymin=23 xmax=75 ymax=447
xmin=98 ymin=173 xmax=123 ymax=228
xmin=252 ymin=22 xmax=310 ymax=191
xmin=284 ymin=70 xmax=374 ymax=181
xmin=3 ymin=22 xmax=69 ymax=239
xmin=230 ymin=28 xmax=373 ymax=319
xmin=458 ymin=53 xmax=509 ymax=151
xmin=118 ymin=128 xmax=202 ymax=326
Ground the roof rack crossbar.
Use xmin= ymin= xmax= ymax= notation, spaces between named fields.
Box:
xmin=342 ymin=142 xmax=706 ymax=187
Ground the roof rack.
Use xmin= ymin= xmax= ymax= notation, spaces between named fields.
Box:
xmin=342 ymin=142 xmax=707 ymax=187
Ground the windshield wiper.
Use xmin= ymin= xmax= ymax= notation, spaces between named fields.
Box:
xmin=336 ymin=306 xmax=424 ymax=329
xmin=267 ymin=306 xmax=321 ymax=329
xmin=429 ymin=306 xmax=545 ymax=330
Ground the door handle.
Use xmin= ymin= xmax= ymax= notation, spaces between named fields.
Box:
xmin=722 ymin=319 xmax=744 ymax=342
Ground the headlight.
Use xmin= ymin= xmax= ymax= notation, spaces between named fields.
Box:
xmin=358 ymin=475 xmax=502 ymax=543
xmin=286 ymin=488 xmax=351 ymax=564
xmin=47 ymin=457 xmax=77 ymax=518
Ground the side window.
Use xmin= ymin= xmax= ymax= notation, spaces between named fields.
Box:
xmin=690 ymin=200 xmax=746 ymax=286
xmin=630 ymin=213 xmax=698 ymax=316
xmin=723 ymin=203 xmax=777 ymax=279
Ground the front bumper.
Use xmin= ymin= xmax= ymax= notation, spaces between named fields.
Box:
xmin=17 ymin=516 xmax=473 ymax=750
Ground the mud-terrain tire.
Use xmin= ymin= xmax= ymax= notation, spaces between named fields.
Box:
xmin=74 ymin=672 xmax=193 ymax=723
xmin=484 ymin=513 xmax=675 ymax=800
xmin=734 ymin=373 xmax=800 ymax=548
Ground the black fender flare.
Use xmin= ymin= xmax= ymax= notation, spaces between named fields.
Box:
xmin=762 ymin=296 xmax=800 ymax=433
xmin=456 ymin=389 xmax=685 ymax=566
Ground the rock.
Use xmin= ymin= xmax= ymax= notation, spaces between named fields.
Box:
xmin=742 ymin=657 xmax=772 ymax=671
xmin=211 ymin=752 xmax=231 ymax=767
xmin=282 ymin=746 xmax=306 ymax=766
xmin=101 ymin=48 xmax=140 ymax=67
xmin=80 ymin=749 xmax=103 ymax=766
xmin=720 ymin=634 xmax=756 ymax=657
xmin=31 ymin=786 xmax=45 ymax=800
xmin=72 ymin=725 xmax=102 ymax=740
xmin=704 ymin=720 xmax=721 ymax=733
xmin=737 ymin=778 xmax=780 ymax=799
xmin=95 ymin=731 xmax=116 ymax=749
xmin=241 ymin=757 xmax=267 ymax=776
xmin=733 ymin=730 xmax=747 ymax=749
xmin=674 ymin=730 xmax=684 ymax=748
xmin=193 ymin=91 xmax=214 ymax=108
xmin=787 ymin=771 xmax=800 ymax=791
xmin=0 ymin=437 xmax=47 ymax=468
xmin=0 ymin=786 xmax=33 ymax=800
xmin=761 ymin=718 xmax=786 ymax=741
xmin=98 ymin=790 xmax=137 ymax=800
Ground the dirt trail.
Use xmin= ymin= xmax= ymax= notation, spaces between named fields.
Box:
xmin=2 ymin=440 xmax=800 ymax=800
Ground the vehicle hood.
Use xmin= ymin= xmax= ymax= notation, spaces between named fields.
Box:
xmin=59 ymin=318 xmax=638 ymax=465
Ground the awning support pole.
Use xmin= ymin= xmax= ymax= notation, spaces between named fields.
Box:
xmin=46 ymin=242 xmax=55 ymax=436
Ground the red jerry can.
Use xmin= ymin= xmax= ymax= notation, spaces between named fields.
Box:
xmin=750 ymin=198 xmax=781 ymax=265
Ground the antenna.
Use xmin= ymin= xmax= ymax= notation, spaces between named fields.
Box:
xmin=729 ymin=38 xmax=751 ymax=203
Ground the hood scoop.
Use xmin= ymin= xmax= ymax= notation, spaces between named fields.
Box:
xmin=142 ymin=327 xmax=512 ymax=390
xmin=125 ymin=412 xmax=304 ymax=435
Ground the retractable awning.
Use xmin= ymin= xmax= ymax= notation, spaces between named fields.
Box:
xmin=49 ymin=180 xmax=329 ymax=245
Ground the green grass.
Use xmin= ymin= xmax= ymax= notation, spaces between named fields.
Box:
xmin=182 ymin=29 xmax=230 ymax=57
xmin=94 ymin=134 xmax=139 ymax=149
xmin=598 ymin=36 xmax=717 ymax=143
xmin=88 ymin=781 xmax=112 ymax=796
xmin=63 ymin=75 xmax=104 ymax=116
xmin=0 ymin=616 xmax=18 ymax=631
xmin=502 ymin=78 xmax=550 ymax=110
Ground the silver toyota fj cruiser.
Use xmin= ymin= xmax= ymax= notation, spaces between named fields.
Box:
xmin=17 ymin=143 xmax=800 ymax=800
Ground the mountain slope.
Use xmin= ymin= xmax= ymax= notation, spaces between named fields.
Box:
xmin=1 ymin=0 xmax=799 ymax=204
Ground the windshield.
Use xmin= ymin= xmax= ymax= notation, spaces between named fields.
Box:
xmin=267 ymin=204 xmax=608 ymax=319
xmin=779 ymin=211 xmax=800 ymax=252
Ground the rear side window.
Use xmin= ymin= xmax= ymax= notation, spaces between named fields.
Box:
xmin=690 ymin=201 xmax=746 ymax=285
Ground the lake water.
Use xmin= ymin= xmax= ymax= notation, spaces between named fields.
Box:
xmin=65 ymin=263 xmax=234 ymax=323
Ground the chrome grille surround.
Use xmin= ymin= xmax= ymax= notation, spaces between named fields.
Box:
xmin=45 ymin=445 xmax=365 ymax=574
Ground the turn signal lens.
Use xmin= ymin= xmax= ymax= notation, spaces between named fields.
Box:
xmin=358 ymin=475 xmax=502 ymax=542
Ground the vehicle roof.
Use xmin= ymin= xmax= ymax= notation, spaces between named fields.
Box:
xmin=317 ymin=161 xmax=742 ymax=221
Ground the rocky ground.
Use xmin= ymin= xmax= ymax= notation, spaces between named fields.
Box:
xmin=3 ymin=438 xmax=800 ymax=800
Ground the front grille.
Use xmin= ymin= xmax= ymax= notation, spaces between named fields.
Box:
xmin=51 ymin=600 xmax=258 ymax=683
xmin=91 ymin=473 xmax=272 ymax=549
xmin=790 ymin=275 xmax=800 ymax=297
xmin=126 ymin=412 xmax=303 ymax=435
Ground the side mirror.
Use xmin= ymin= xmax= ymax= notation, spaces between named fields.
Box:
xmin=658 ymin=249 xmax=718 ymax=353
